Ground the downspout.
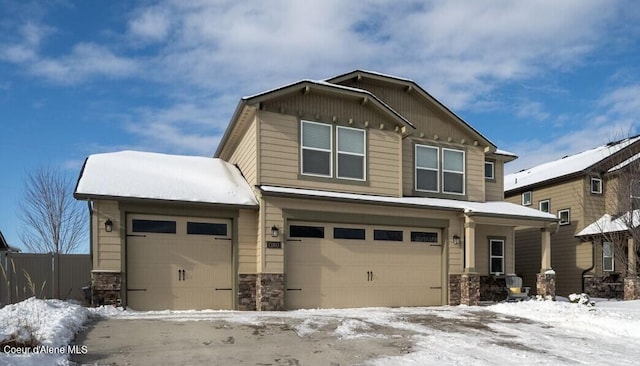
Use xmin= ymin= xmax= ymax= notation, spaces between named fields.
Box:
xmin=581 ymin=240 xmax=596 ymax=293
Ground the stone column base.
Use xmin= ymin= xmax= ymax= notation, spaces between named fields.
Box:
xmin=448 ymin=274 xmax=462 ymax=305
xmin=460 ymin=273 xmax=480 ymax=306
xmin=257 ymin=273 xmax=285 ymax=311
xmin=536 ymin=272 xmax=556 ymax=300
xmin=238 ymin=274 xmax=257 ymax=310
xmin=624 ymin=277 xmax=640 ymax=300
xmin=91 ymin=271 xmax=122 ymax=306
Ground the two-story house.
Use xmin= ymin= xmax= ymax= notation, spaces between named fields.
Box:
xmin=75 ymin=70 xmax=557 ymax=311
xmin=504 ymin=136 xmax=640 ymax=300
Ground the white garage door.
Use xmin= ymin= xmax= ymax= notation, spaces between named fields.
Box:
xmin=126 ymin=214 xmax=233 ymax=310
xmin=285 ymin=221 xmax=442 ymax=309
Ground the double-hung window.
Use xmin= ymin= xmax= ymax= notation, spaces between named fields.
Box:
xmin=415 ymin=145 xmax=439 ymax=192
xmin=301 ymin=121 xmax=332 ymax=177
xmin=603 ymin=242 xmax=614 ymax=272
xmin=337 ymin=126 xmax=366 ymax=180
xmin=490 ymin=239 xmax=505 ymax=275
xmin=301 ymin=121 xmax=366 ymax=181
xmin=443 ymin=148 xmax=465 ymax=194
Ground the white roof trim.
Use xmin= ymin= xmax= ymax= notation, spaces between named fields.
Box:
xmin=260 ymin=185 xmax=557 ymax=221
xmin=577 ymin=210 xmax=640 ymax=236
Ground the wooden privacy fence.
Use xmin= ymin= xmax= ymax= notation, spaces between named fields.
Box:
xmin=0 ymin=252 xmax=91 ymax=305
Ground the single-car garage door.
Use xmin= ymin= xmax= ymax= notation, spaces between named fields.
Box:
xmin=126 ymin=214 xmax=233 ymax=310
xmin=285 ymin=221 xmax=442 ymax=309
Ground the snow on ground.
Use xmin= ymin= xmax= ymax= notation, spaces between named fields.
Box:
xmin=2 ymin=297 xmax=640 ymax=365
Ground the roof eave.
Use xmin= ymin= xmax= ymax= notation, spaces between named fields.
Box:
xmin=73 ymin=192 xmax=259 ymax=209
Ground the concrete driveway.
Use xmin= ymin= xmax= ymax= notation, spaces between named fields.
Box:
xmin=69 ymin=305 xmax=635 ymax=365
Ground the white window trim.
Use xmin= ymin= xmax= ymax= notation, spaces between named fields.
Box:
xmin=415 ymin=144 xmax=439 ymax=193
xmin=336 ymin=125 xmax=366 ymax=181
xmin=490 ymin=239 xmax=505 ymax=275
xmin=539 ymin=199 xmax=550 ymax=213
xmin=522 ymin=191 xmax=532 ymax=206
xmin=558 ymin=209 xmax=571 ymax=225
xmin=603 ymin=242 xmax=615 ymax=272
xmin=485 ymin=161 xmax=495 ymax=180
xmin=591 ymin=177 xmax=603 ymax=194
xmin=442 ymin=148 xmax=466 ymax=195
xmin=300 ymin=120 xmax=333 ymax=178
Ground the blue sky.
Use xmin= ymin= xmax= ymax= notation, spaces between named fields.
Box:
xmin=1 ymin=0 xmax=640 ymax=252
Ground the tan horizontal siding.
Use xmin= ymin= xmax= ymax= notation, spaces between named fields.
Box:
xmin=95 ymin=200 xmax=121 ymax=271
xmin=229 ymin=116 xmax=258 ymax=186
xmin=238 ymin=209 xmax=258 ymax=274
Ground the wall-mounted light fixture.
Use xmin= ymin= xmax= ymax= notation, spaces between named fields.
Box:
xmin=271 ymin=225 xmax=279 ymax=238
xmin=452 ymin=234 xmax=461 ymax=247
xmin=105 ymin=219 xmax=114 ymax=233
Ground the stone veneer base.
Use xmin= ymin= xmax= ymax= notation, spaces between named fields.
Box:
xmin=536 ymin=273 xmax=556 ymax=300
xmin=238 ymin=274 xmax=258 ymax=310
xmin=91 ymin=271 xmax=122 ymax=306
xmin=460 ymin=273 xmax=480 ymax=306
xmin=624 ymin=277 xmax=640 ymax=300
xmin=257 ymin=273 xmax=285 ymax=311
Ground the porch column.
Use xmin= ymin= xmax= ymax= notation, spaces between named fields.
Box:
xmin=625 ymin=237 xmax=640 ymax=300
xmin=536 ymin=227 xmax=556 ymax=300
xmin=460 ymin=217 xmax=480 ymax=306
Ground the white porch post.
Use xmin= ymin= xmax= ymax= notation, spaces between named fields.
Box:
xmin=464 ymin=218 xmax=476 ymax=272
xmin=629 ymin=238 xmax=637 ymax=276
xmin=540 ymin=227 xmax=552 ymax=272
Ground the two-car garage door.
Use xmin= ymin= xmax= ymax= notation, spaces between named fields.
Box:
xmin=126 ymin=214 xmax=233 ymax=311
xmin=285 ymin=221 xmax=443 ymax=309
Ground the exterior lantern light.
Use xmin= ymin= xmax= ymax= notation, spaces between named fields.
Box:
xmin=105 ymin=219 xmax=113 ymax=233
xmin=452 ymin=234 xmax=461 ymax=247
xmin=271 ymin=225 xmax=279 ymax=238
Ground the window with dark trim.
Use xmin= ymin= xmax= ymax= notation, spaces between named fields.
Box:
xmin=490 ymin=239 xmax=504 ymax=275
xmin=132 ymin=219 xmax=176 ymax=234
xmin=290 ymin=225 xmax=325 ymax=238
xmin=374 ymin=229 xmax=403 ymax=241
xmin=410 ymin=231 xmax=438 ymax=243
xmin=333 ymin=227 xmax=366 ymax=240
xmin=187 ymin=222 xmax=227 ymax=236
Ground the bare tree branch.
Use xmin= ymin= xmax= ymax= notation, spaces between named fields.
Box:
xmin=17 ymin=166 xmax=87 ymax=253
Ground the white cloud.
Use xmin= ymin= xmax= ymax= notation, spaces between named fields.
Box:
xmin=128 ymin=6 xmax=172 ymax=43
xmin=515 ymin=100 xmax=550 ymax=122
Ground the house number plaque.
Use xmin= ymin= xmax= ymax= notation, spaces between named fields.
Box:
xmin=267 ymin=241 xmax=282 ymax=249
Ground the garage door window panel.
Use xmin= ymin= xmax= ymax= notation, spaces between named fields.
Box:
xmin=301 ymin=121 xmax=332 ymax=177
xmin=334 ymin=227 xmax=366 ymax=240
xmin=374 ymin=229 xmax=403 ymax=241
xmin=337 ymin=126 xmax=366 ymax=180
xmin=132 ymin=219 xmax=176 ymax=234
xmin=290 ymin=225 xmax=325 ymax=238
xmin=187 ymin=222 xmax=227 ymax=236
xmin=411 ymin=231 xmax=438 ymax=243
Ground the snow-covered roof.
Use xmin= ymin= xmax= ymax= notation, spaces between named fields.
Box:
xmin=576 ymin=210 xmax=640 ymax=237
xmin=495 ymin=149 xmax=517 ymax=157
xmin=608 ymin=153 xmax=640 ymax=173
xmin=260 ymin=186 xmax=557 ymax=221
xmin=505 ymin=135 xmax=640 ymax=192
xmin=75 ymin=151 xmax=258 ymax=206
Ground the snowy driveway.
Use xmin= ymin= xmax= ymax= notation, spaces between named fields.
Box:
xmin=69 ymin=300 xmax=640 ymax=366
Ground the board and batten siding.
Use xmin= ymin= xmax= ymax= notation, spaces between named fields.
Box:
xmin=93 ymin=200 xmax=122 ymax=271
xmin=228 ymin=115 xmax=259 ymax=187
xmin=258 ymin=110 xmax=401 ymax=197
xmin=237 ymin=209 xmax=258 ymax=274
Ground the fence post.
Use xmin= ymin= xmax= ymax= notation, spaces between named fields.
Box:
xmin=52 ymin=252 xmax=59 ymax=299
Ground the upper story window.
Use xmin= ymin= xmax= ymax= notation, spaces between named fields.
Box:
xmin=484 ymin=161 xmax=495 ymax=180
xmin=539 ymin=199 xmax=550 ymax=213
xmin=591 ymin=177 xmax=603 ymax=194
xmin=443 ymin=148 xmax=465 ymax=194
xmin=558 ymin=209 xmax=570 ymax=225
xmin=415 ymin=145 xmax=439 ymax=192
xmin=300 ymin=121 xmax=366 ymax=181
xmin=301 ymin=121 xmax=332 ymax=177
xmin=337 ymin=126 xmax=366 ymax=180
xmin=522 ymin=191 xmax=532 ymax=206
xmin=415 ymin=144 xmax=465 ymax=195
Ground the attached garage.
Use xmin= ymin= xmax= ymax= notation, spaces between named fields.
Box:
xmin=126 ymin=214 xmax=233 ymax=311
xmin=285 ymin=221 xmax=443 ymax=309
